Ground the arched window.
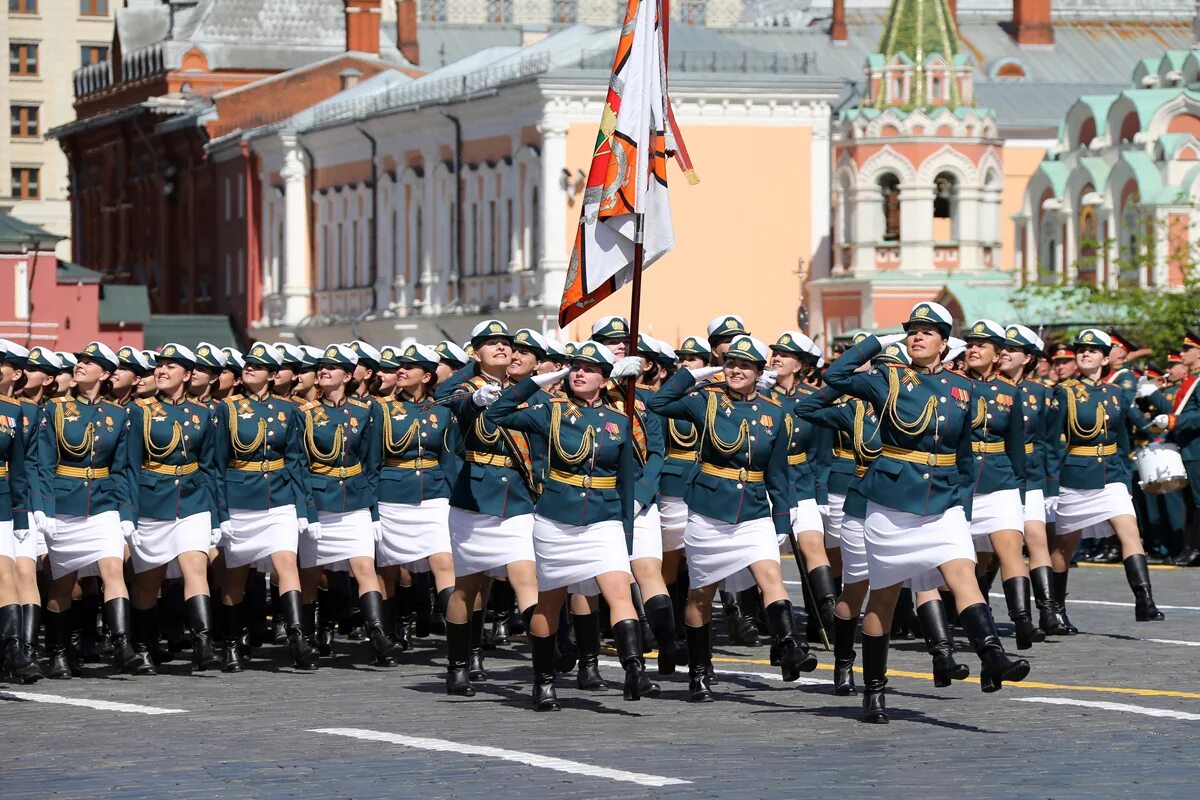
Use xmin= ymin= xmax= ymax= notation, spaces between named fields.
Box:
xmin=933 ymin=172 xmax=958 ymax=241
xmin=1077 ymin=206 xmax=1098 ymax=286
xmin=878 ymin=173 xmax=901 ymax=242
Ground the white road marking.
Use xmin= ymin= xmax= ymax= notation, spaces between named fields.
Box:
xmin=309 ymin=727 xmax=690 ymax=787
xmin=597 ymin=658 xmax=827 ymax=687
xmin=0 ymin=690 xmax=186 ymax=715
xmin=1144 ymin=639 xmax=1200 ymax=647
xmin=1012 ymin=696 xmax=1200 ymax=721
xmin=985 ymin=591 xmax=1200 ymax=612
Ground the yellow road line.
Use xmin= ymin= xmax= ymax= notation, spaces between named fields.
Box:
xmin=705 ymin=655 xmax=1200 ymax=700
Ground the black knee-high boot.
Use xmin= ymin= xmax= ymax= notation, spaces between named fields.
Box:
xmin=686 ymin=623 xmax=713 ymax=702
xmin=445 ymin=620 xmax=475 ymax=696
xmin=186 ymin=595 xmax=222 ymax=672
xmin=302 ymin=601 xmax=320 ymax=654
xmin=612 ymin=618 xmax=659 ymax=700
xmin=1124 ymin=554 xmax=1165 ymax=621
xmin=220 ymin=603 xmax=244 ymax=673
xmin=43 ymin=608 xmax=72 ymax=679
xmin=20 ymin=603 xmax=40 ymax=664
xmin=806 ymin=566 xmax=838 ymax=644
xmin=270 ymin=582 xmax=286 ymax=643
xmin=243 ymin=571 xmax=268 ymax=650
xmin=643 ymin=594 xmax=678 ymax=675
xmin=468 ymin=609 xmax=487 ymax=680
xmin=487 ymin=580 xmax=515 ymax=646
xmin=280 ymin=591 xmax=318 ymax=669
xmin=734 ymin=587 xmax=764 ymax=646
xmin=891 ymin=587 xmax=916 ymax=639
xmin=392 ymin=584 xmax=414 ymax=651
xmin=629 ymin=583 xmax=655 ymax=652
xmin=315 ymin=585 xmax=336 ymax=655
xmin=763 ymin=599 xmax=817 ymax=681
xmin=103 ymin=598 xmax=145 ymax=675
xmin=412 ymin=571 xmax=433 ymax=638
xmin=530 ymin=633 xmax=560 ymax=712
xmin=938 ymin=588 xmax=959 ymax=626
xmin=555 ymin=603 xmax=577 ymax=673
xmin=860 ymin=633 xmax=889 ymax=724
xmin=129 ymin=607 xmax=158 ymax=674
xmin=959 ymin=603 xmax=1030 ymax=693
xmin=573 ymin=612 xmax=607 ymax=690
xmin=360 ymin=591 xmax=399 ymax=667
xmin=832 ymin=614 xmax=858 ymax=696
xmin=917 ymin=599 xmax=969 ymax=687
xmin=77 ymin=592 xmax=100 ymax=661
xmin=1029 ymin=565 xmax=1068 ymax=636
xmin=1002 ymin=576 xmax=1045 ymax=649
xmin=2 ymin=604 xmax=42 ymax=683
xmin=1051 ymin=570 xmax=1078 ymax=634
xmin=667 ymin=576 xmax=689 ymax=663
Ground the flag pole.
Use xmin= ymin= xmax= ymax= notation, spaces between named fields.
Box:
xmin=624 ymin=212 xmax=646 ymax=419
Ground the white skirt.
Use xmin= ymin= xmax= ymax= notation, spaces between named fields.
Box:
xmin=631 ymin=504 xmax=663 ymax=561
xmin=1080 ymin=521 xmax=1115 ymax=541
xmin=533 ymin=514 xmax=631 ymax=592
xmin=824 ymin=493 xmax=847 ymax=548
xmin=659 ymin=496 xmax=687 ymax=553
xmin=839 ymin=513 xmax=868 ymax=585
xmin=13 ymin=527 xmax=46 ymax=560
xmin=450 ymin=507 xmax=535 ymax=577
xmin=863 ymin=502 xmax=974 ymax=590
xmin=377 ymin=498 xmax=451 ymax=570
xmin=1024 ymin=489 xmax=1046 ymax=524
xmin=792 ymin=498 xmax=824 ymax=536
xmin=686 ymin=512 xmax=779 ymax=590
xmin=299 ymin=508 xmax=375 ymax=570
xmin=1055 ymin=483 xmax=1136 ymax=536
xmin=131 ymin=512 xmax=211 ymax=573
xmin=46 ymin=511 xmax=124 ymax=579
xmin=225 ymin=505 xmax=299 ymax=569
xmin=969 ymin=489 xmax=1025 ymax=538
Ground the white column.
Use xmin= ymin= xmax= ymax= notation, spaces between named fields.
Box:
xmin=956 ymin=186 xmax=982 ymax=270
xmin=900 ymin=184 xmax=935 ymax=272
xmin=421 ymin=150 xmax=440 ymax=314
xmin=1064 ymin=211 xmax=1078 ymax=284
xmin=1151 ymin=208 xmax=1169 ymax=287
xmin=851 ymin=187 xmax=881 ymax=272
xmin=280 ymin=135 xmax=311 ymax=326
xmin=808 ymin=103 xmax=832 ymax=280
xmin=538 ymin=118 xmax=569 ymax=307
xmin=1022 ymin=216 xmax=1036 ymax=285
xmin=373 ymin=165 xmax=393 ymax=311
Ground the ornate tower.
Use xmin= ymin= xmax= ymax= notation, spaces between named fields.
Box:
xmin=812 ymin=0 xmax=1008 ymax=339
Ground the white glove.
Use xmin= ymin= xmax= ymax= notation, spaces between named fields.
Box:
xmin=634 ymin=501 xmax=645 ymax=517
xmin=220 ymin=521 xmax=233 ymax=539
xmin=122 ymin=520 xmax=141 ymax=548
xmin=1136 ymin=382 xmax=1158 ymax=399
xmin=210 ymin=529 xmax=223 ymax=546
xmin=471 ymin=383 xmax=503 ymax=408
xmin=307 ymin=521 xmax=322 ymax=541
xmin=14 ymin=528 xmax=30 ymax=543
xmin=1152 ymin=414 xmax=1171 ymax=430
xmin=818 ymin=504 xmax=830 ymax=518
xmin=33 ymin=510 xmax=56 ymax=536
xmin=877 ymin=333 xmax=907 ymax=347
xmin=687 ymin=366 xmax=723 ymax=382
xmin=297 ymin=515 xmax=310 ymax=534
xmin=609 ymin=356 xmax=643 ymax=380
xmin=756 ymin=369 xmax=778 ymax=393
xmin=372 ymin=521 xmax=383 ymax=542
xmin=532 ymin=367 xmax=570 ymax=389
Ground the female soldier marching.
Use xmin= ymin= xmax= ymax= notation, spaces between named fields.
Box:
xmin=375 ymin=344 xmax=461 ymax=655
xmin=649 ymin=335 xmax=817 ymax=703
xmin=214 ymin=342 xmax=318 ymax=672
xmin=961 ymin=320 xmax=1041 ymax=650
xmin=824 ymin=304 xmax=1029 ymax=723
xmin=296 ymin=344 xmax=396 ymax=667
xmin=126 ymin=343 xmax=223 ymax=673
xmin=36 ymin=342 xmax=146 ymax=677
xmin=484 ymin=342 xmax=653 ymax=711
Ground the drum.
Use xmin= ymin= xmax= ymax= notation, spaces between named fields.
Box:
xmin=1136 ymin=443 xmax=1189 ymax=495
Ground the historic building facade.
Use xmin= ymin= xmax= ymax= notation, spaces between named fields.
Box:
xmin=1016 ymin=48 xmax=1200 ymax=291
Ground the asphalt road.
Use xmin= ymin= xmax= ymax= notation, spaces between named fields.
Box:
xmin=2 ymin=562 xmax=1198 ymax=799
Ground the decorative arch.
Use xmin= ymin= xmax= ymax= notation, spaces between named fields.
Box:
xmin=916 ymin=145 xmax=978 ymax=186
xmin=180 ymin=47 xmax=210 ymax=73
xmin=977 ymin=150 xmax=1004 ymax=190
xmin=855 ymin=146 xmax=917 ymax=188
xmin=1145 ymin=91 xmax=1200 ymax=139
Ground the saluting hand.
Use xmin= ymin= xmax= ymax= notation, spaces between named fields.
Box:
xmin=1136 ymin=381 xmax=1158 ymax=399
xmin=756 ymin=369 xmax=778 ymax=393
xmin=687 ymin=366 xmax=722 ymax=383
xmin=877 ymin=333 xmax=907 ymax=348
xmin=532 ymin=367 xmax=570 ymax=389
xmin=471 ymin=383 xmax=503 ymax=408
xmin=609 ymin=357 xmax=643 ymax=380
